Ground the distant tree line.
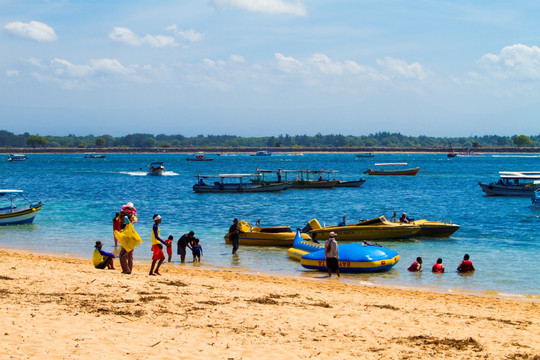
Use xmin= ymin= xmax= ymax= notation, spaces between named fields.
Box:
xmin=0 ymin=130 xmax=538 ymax=149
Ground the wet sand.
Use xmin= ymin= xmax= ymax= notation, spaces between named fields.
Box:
xmin=0 ymin=249 xmax=538 ymax=359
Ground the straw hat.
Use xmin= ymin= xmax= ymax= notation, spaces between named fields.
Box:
xmin=329 ymin=231 xmax=337 ymax=237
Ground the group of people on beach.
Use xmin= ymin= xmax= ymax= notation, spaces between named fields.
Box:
xmin=92 ymin=203 xmax=203 ymax=275
xmin=407 ymin=254 xmax=475 ymax=273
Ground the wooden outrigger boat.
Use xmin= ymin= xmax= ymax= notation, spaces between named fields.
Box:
xmin=364 ymin=163 xmax=420 ymax=176
xmin=479 ymin=171 xmax=540 ymax=197
xmin=0 ymin=190 xmax=43 ymax=225
xmin=193 ymin=174 xmax=286 ymax=193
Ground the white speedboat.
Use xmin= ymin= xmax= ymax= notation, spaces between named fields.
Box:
xmin=148 ymin=162 xmax=165 ymax=176
xmin=0 ymin=190 xmax=43 ymax=225
xmin=479 ymin=171 xmax=540 ymax=197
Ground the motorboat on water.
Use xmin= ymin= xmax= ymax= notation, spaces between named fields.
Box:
xmin=224 ymin=220 xmax=311 ymax=246
xmin=84 ymin=153 xmax=106 ymax=159
xmin=193 ymin=174 xmax=287 ymax=193
xmin=287 ymin=231 xmax=400 ymax=273
xmin=335 ymin=179 xmax=366 ymax=188
xmin=7 ymin=154 xmax=28 ymax=161
xmin=251 ymin=150 xmax=272 ymax=156
xmin=479 ymin=171 xmax=540 ymax=196
xmin=0 ymin=190 xmax=43 ymax=225
xmin=186 ymin=152 xmax=214 ymax=162
xmin=390 ymin=211 xmax=460 ymax=237
xmin=364 ymin=163 xmax=420 ymax=176
xmin=148 ymin=162 xmax=165 ymax=176
xmin=356 ymin=152 xmax=374 ymax=158
xmin=303 ymin=216 xmax=420 ymax=241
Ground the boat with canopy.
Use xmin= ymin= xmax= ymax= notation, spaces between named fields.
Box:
xmin=479 ymin=171 xmax=540 ymax=196
xmin=0 ymin=190 xmax=43 ymax=225
xmin=193 ymin=174 xmax=287 ymax=193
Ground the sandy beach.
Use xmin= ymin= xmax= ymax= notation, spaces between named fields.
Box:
xmin=0 ymin=249 xmax=538 ymax=359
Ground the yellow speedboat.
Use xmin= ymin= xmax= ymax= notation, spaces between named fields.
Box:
xmin=225 ymin=220 xmax=311 ymax=246
xmin=407 ymin=219 xmax=460 ymax=237
xmin=306 ymin=216 xmax=420 ymax=241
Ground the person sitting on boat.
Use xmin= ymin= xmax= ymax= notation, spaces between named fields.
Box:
xmin=318 ymin=175 xmax=324 ymax=181
xmin=199 ymin=178 xmax=206 ymax=186
xmin=457 ymin=254 xmax=475 ymax=273
xmin=432 ymin=258 xmax=445 ymax=273
xmin=311 ymin=232 xmax=320 ymax=244
xmin=93 ymin=241 xmax=115 ymax=270
xmin=338 ymin=215 xmax=346 ymax=227
xmin=407 ymin=257 xmax=422 ymax=272
xmin=399 ymin=212 xmax=414 ymax=223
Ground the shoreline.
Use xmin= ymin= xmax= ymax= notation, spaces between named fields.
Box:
xmin=3 ymin=244 xmax=538 ymax=301
xmin=1 ymin=248 xmax=538 ymax=359
xmin=2 ymin=147 xmax=540 ymax=154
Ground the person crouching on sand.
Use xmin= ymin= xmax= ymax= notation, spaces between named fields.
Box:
xmin=149 ymin=214 xmax=167 ymax=275
xmin=93 ymin=241 xmax=115 ymax=270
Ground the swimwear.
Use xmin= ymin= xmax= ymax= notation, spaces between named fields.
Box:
xmin=326 ymin=257 xmax=339 ymax=272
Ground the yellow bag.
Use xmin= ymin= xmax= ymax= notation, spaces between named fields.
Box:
xmin=114 ymin=222 xmax=143 ymax=252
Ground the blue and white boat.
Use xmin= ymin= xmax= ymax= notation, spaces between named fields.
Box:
xmin=479 ymin=171 xmax=540 ymax=197
xmin=0 ymin=190 xmax=43 ymax=225
xmin=7 ymin=154 xmax=28 ymax=161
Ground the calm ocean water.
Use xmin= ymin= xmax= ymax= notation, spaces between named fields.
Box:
xmin=1 ymin=152 xmax=539 ymax=297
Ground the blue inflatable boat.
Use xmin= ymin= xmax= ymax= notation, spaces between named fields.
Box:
xmin=287 ymin=231 xmax=399 ymax=273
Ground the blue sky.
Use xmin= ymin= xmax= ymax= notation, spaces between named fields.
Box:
xmin=1 ymin=0 xmax=539 ymax=137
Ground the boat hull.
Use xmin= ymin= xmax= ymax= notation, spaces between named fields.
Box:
xmin=186 ymin=158 xmax=214 ymax=161
xmin=225 ymin=230 xmax=311 ymax=246
xmin=479 ymin=183 xmax=539 ymax=197
xmin=288 ymin=180 xmax=339 ymax=188
xmin=410 ymin=219 xmax=460 ymax=237
xmin=0 ymin=204 xmax=43 ymax=226
xmin=193 ymin=183 xmax=286 ymax=193
xmin=148 ymin=169 xmax=164 ymax=176
xmin=310 ymin=224 xmax=419 ymax=241
xmin=366 ymin=168 xmax=420 ymax=176
xmin=335 ymin=180 xmax=366 ymax=188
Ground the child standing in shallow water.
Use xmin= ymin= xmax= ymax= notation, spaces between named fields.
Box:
xmin=165 ymin=235 xmax=173 ymax=263
xmin=192 ymin=238 xmax=203 ymax=262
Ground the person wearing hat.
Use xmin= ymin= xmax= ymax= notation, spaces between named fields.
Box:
xmin=149 ymin=214 xmax=167 ymax=275
xmin=93 ymin=241 xmax=115 ymax=270
xmin=325 ymin=231 xmax=340 ymax=277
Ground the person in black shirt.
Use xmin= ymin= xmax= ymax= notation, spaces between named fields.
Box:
xmin=229 ymin=218 xmax=241 ymax=255
xmin=177 ymin=231 xmax=195 ymax=263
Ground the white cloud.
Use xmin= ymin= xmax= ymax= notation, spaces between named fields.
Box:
xmin=165 ymin=25 xmax=203 ymax=42
xmin=109 ymin=27 xmax=176 ymax=48
xmin=51 ymin=58 xmax=134 ymax=78
xmin=275 ymin=53 xmax=304 ymax=73
xmin=4 ymin=20 xmax=58 ymax=42
xmin=376 ymin=57 xmax=427 ymax=80
xmin=230 ymin=54 xmax=245 ymax=63
xmin=478 ymin=44 xmax=540 ymax=80
xmin=211 ymin=0 xmax=306 ymax=16
xmin=5 ymin=70 xmax=19 ymax=77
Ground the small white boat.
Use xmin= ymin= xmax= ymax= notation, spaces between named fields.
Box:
xmin=148 ymin=162 xmax=165 ymax=176
xmin=7 ymin=154 xmax=28 ymax=161
xmin=479 ymin=171 xmax=540 ymax=197
xmin=0 ymin=190 xmax=43 ymax=225
xmin=193 ymin=174 xmax=286 ymax=193
xmin=186 ymin=152 xmax=214 ymax=161
xmin=84 ymin=153 xmax=106 ymax=159
xmin=250 ymin=150 xmax=272 ymax=156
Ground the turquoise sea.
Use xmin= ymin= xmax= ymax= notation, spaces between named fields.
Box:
xmin=1 ymin=152 xmax=539 ymax=297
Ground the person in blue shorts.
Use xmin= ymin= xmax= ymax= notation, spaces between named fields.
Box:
xmin=192 ymin=238 xmax=203 ymax=262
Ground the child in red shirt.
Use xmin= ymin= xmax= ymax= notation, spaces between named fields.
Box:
xmin=432 ymin=258 xmax=444 ymax=273
xmin=165 ymin=235 xmax=173 ymax=262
